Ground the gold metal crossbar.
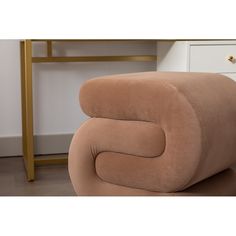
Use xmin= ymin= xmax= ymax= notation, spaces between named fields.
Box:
xmin=32 ymin=55 xmax=157 ymax=63
xmin=34 ymin=155 xmax=68 ymax=166
xmin=20 ymin=39 xmax=158 ymax=181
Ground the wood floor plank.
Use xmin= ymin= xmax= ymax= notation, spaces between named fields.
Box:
xmin=0 ymin=156 xmax=76 ymax=196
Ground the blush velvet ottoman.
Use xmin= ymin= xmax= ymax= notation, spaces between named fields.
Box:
xmin=68 ymin=72 xmax=236 ymax=196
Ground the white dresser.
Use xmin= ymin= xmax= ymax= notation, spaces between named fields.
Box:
xmin=156 ymin=41 xmax=236 ymax=81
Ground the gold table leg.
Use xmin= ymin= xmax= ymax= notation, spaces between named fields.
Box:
xmin=20 ymin=40 xmax=35 ymax=181
xmin=19 ymin=39 xmax=156 ymax=181
xmin=46 ymin=40 xmax=52 ymax=57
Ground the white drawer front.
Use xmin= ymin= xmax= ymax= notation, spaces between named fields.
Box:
xmin=189 ymin=45 xmax=236 ymax=73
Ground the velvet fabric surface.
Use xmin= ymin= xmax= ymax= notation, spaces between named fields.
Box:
xmin=69 ymin=72 xmax=236 ymax=195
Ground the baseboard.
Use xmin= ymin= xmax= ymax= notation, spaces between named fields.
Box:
xmin=0 ymin=134 xmax=73 ymax=157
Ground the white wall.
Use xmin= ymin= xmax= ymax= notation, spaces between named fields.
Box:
xmin=0 ymin=40 xmax=157 ymax=137
xmin=0 ymin=41 xmax=21 ymax=137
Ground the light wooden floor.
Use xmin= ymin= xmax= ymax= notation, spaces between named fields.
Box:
xmin=0 ymin=156 xmax=76 ymax=196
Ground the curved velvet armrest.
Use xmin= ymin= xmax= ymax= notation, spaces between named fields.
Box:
xmin=69 ymin=72 xmax=236 ymax=195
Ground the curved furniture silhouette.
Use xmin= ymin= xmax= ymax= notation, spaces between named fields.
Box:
xmin=69 ymin=72 xmax=236 ymax=195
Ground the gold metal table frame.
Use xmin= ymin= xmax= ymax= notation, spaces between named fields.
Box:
xmin=20 ymin=39 xmax=157 ymax=181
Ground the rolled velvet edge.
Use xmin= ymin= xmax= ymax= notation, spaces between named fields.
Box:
xmin=69 ymin=71 xmax=236 ymax=195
